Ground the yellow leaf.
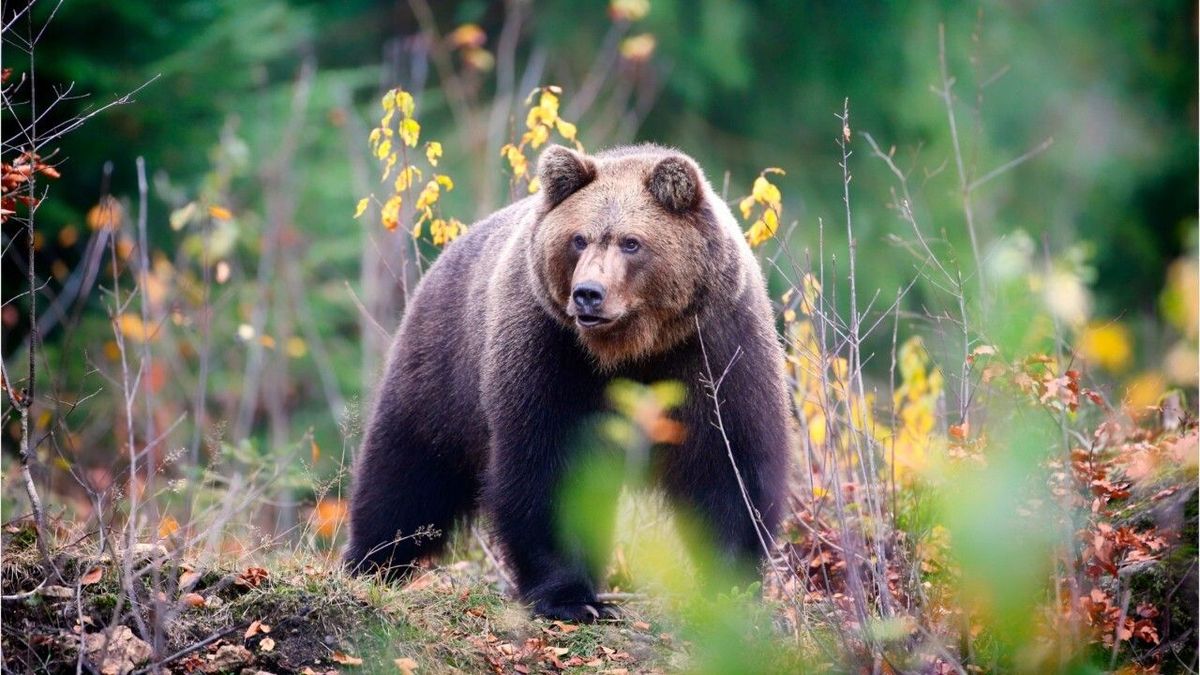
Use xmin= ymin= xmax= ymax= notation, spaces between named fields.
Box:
xmin=286 ymin=336 xmax=308 ymax=359
xmin=800 ymin=273 xmax=821 ymax=315
xmin=619 ymin=33 xmax=656 ymax=62
xmin=416 ymin=181 xmax=440 ymax=210
xmin=738 ymin=195 xmax=755 ymax=221
xmin=434 ymin=174 xmax=454 ymax=191
xmin=396 ymin=91 xmax=415 ymax=118
xmin=447 ymin=23 xmax=486 ymax=49
xmin=425 ymin=141 xmax=442 ymax=166
xmin=554 ymin=118 xmax=577 ymax=142
xmin=525 ymin=105 xmax=553 ymax=131
xmin=157 ymin=515 xmax=180 ymax=539
xmin=1078 ymin=321 xmax=1132 ymax=372
xmin=502 ymin=144 xmax=528 ymax=178
xmin=381 ymin=195 xmax=403 ymax=231
xmin=86 ymin=196 xmax=124 ymax=231
xmin=538 ymin=91 xmax=560 ymax=118
xmin=609 ymin=0 xmax=650 ymax=22
xmin=381 ymin=90 xmax=396 ymax=112
xmin=400 ymin=118 xmax=420 ymax=147
xmin=527 ymin=176 xmax=540 ymax=193
xmin=751 ymin=175 xmax=782 ymax=210
xmin=354 ymin=198 xmax=370 ymax=219
xmin=395 ymin=165 xmax=423 ymax=192
xmin=525 ymin=124 xmax=544 ymax=149
xmin=117 ymin=314 xmax=156 ymax=343
xmin=375 ymin=138 xmax=392 ymax=160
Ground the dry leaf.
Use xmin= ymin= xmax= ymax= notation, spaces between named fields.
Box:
xmin=245 ymin=619 xmax=271 ymax=639
xmin=80 ymin=567 xmax=104 ymax=586
xmin=179 ymin=570 xmax=201 ymax=590
xmin=182 ymin=593 xmax=206 ymax=608
xmin=394 ymin=657 xmax=419 ymax=674
xmin=331 ymin=651 xmax=363 ymax=666
xmin=157 ymin=515 xmax=180 ymax=539
xmin=258 ymin=637 xmax=276 ymax=652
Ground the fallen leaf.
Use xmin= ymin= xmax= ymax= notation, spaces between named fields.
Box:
xmin=179 ymin=570 xmax=201 ymax=590
xmin=80 ymin=567 xmax=104 ymax=586
xmin=258 ymin=637 xmax=276 ymax=652
xmin=235 ymin=567 xmax=269 ymax=588
xmin=394 ymin=657 xmax=419 ymax=674
xmin=182 ymin=593 xmax=206 ymax=608
xmin=332 ymin=651 xmax=363 ymax=666
xmin=245 ymin=619 xmax=271 ymax=639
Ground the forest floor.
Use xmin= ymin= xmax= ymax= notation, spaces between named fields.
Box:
xmin=1 ymin=529 xmax=690 ymax=674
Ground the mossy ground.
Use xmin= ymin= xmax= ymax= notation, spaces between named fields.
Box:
xmin=1 ymin=526 xmax=689 ymax=674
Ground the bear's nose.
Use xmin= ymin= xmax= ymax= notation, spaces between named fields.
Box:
xmin=571 ymin=281 xmax=606 ymax=313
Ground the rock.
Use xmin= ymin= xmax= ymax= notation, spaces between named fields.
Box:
xmin=84 ymin=625 xmax=152 ymax=675
xmin=202 ymin=644 xmax=253 ymax=674
xmin=41 ymin=585 xmax=74 ymax=599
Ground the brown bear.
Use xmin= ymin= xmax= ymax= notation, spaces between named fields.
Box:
xmin=345 ymin=144 xmax=791 ymax=621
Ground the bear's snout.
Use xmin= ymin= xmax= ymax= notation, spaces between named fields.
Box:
xmin=571 ymin=281 xmax=606 ymax=315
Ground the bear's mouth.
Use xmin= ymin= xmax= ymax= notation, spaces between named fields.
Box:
xmin=575 ymin=314 xmax=613 ymax=329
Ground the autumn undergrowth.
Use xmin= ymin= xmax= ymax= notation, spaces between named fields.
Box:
xmin=3 ymin=4 xmax=1197 ymax=674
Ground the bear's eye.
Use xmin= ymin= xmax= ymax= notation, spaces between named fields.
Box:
xmin=620 ymin=237 xmax=641 ymax=254
xmin=572 ymin=234 xmax=588 ymax=251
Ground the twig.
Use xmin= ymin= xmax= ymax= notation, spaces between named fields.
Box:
xmin=0 ymin=578 xmax=46 ymax=600
xmin=935 ymin=23 xmax=986 ymax=303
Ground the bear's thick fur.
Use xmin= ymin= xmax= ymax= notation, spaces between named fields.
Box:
xmin=345 ymin=144 xmax=791 ymax=621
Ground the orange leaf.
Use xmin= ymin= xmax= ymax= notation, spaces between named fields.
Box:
xmin=158 ymin=514 xmax=180 ymax=539
xmin=332 ymin=651 xmax=363 ymax=666
xmin=80 ymin=567 xmax=103 ymax=586
xmin=314 ymin=499 xmax=347 ymax=539
xmin=394 ymin=657 xmax=419 ymax=674
xmin=245 ymin=619 xmax=272 ymax=639
xmin=182 ymin=592 xmax=206 ymax=607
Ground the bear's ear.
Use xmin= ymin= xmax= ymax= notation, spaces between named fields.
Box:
xmin=538 ymin=145 xmax=597 ymax=208
xmin=647 ymin=155 xmax=703 ymax=214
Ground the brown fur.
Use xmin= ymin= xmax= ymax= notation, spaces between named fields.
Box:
xmin=346 ymin=144 xmax=791 ymax=623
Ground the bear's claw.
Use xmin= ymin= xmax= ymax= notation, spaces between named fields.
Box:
xmin=535 ymin=600 xmax=620 ymax=623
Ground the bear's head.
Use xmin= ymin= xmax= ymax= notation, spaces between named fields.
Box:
xmin=528 ymin=144 xmax=743 ymax=368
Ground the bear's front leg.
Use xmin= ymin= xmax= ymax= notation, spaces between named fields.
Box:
xmin=659 ymin=321 xmax=792 ymax=589
xmin=481 ymin=314 xmax=617 ymax=622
